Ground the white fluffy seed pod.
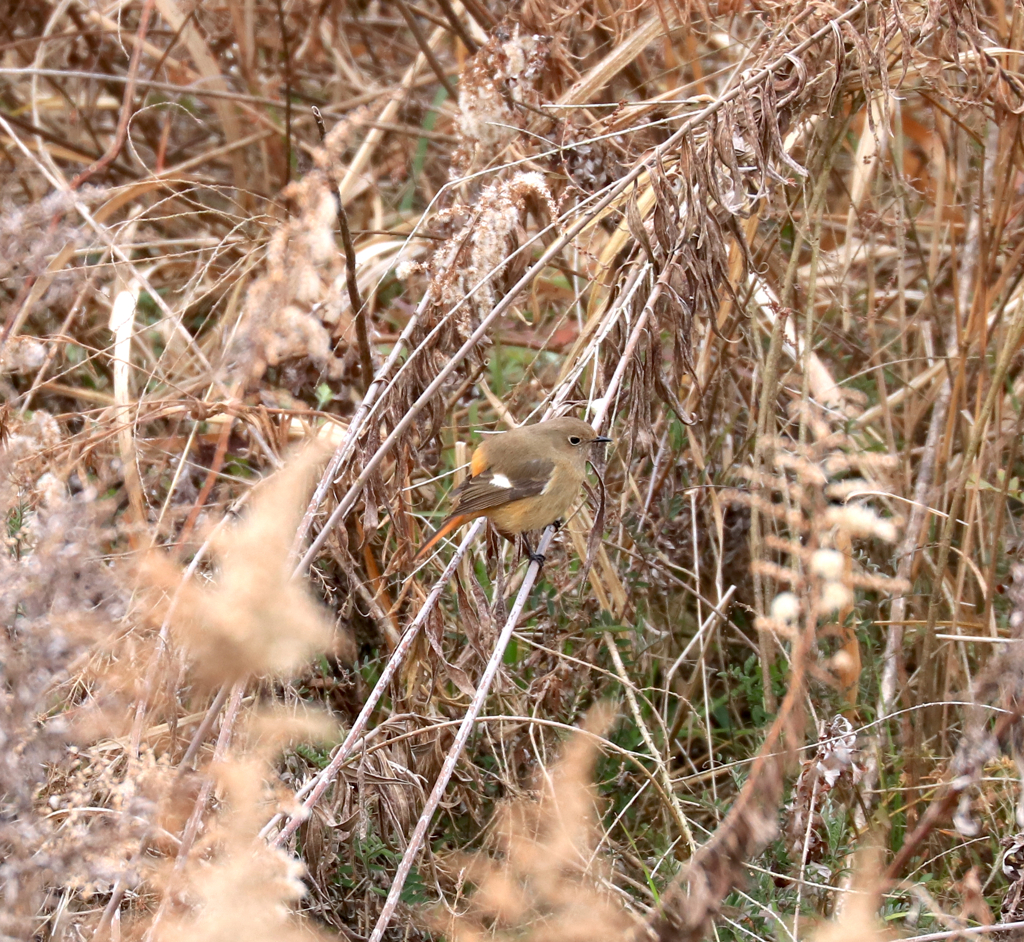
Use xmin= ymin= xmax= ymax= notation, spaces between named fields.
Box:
xmin=820 ymin=581 xmax=853 ymax=613
xmin=811 ymin=548 xmax=845 ymax=580
xmin=771 ymin=592 xmax=801 ymax=623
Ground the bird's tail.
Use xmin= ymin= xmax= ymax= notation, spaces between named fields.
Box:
xmin=413 ymin=512 xmax=475 ymax=563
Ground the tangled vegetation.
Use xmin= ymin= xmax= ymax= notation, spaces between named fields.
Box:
xmin=3 ymin=0 xmax=1024 ymax=940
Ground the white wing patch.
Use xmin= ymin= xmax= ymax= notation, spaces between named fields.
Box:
xmin=490 ymin=473 xmax=513 ymax=489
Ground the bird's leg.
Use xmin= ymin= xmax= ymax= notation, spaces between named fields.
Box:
xmin=551 ymin=519 xmax=563 ymax=531
xmin=520 ymin=533 xmax=546 ymax=568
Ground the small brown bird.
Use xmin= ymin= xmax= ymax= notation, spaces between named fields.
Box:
xmin=414 ymin=417 xmax=611 ymax=565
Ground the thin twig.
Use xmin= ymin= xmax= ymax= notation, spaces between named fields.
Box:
xmin=435 ymin=0 xmax=478 ymax=53
xmin=289 ymin=261 xmax=436 ymax=557
xmin=395 ymin=0 xmax=458 ymax=99
xmin=311 ymin=105 xmax=373 ymax=392
xmin=339 ymin=202 xmax=373 ymax=391
xmin=0 ymin=66 xmax=441 ymax=117
xmin=899 ymin=920 xmax=1024 ymax=942
xmin=458 ymin=0 xmax=495 ymax=31
xmin=268 ymin=520 xmax=486 ymax=845
xmin=367 ymin=526 xmax=557 ymax=942
xmin=69 ymin=0 xmax=155 ymax=190
xmin=273 ymin=0 xmax=292 ymax=188
xmin=605 ymin=629 xmax=696 ymax=852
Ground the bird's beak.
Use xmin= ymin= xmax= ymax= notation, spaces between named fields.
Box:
xmin=593 ymin=436 xmax=612 ymax=443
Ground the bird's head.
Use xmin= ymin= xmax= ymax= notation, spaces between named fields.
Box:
xmin=540 ymin=417 xmax=612 ymax=463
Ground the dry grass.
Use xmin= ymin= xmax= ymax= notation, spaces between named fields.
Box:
xmin=4 ymin=0 xmax=1024 ymax=940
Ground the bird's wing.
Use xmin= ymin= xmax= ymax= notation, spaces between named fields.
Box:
xmin=451 ymin=457 xmax=554 ymax=516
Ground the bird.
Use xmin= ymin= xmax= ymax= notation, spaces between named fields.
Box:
xmin=414 ymin=417 xmax=611 ymax=566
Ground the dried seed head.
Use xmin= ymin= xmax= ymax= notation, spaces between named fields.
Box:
xmin=810 ymin=548 xmax=845 ymax=580
xmin=454 ymin=25 xmax=551 ymax=173
xmin=824 ymin=504 xmax=897 ymax=542
xmin=771 ymin=592 xmax=801 ymax=623
xmin=150 ymin=446 xmax=349 ymax=686
xmin=819 ymin=581 xmax=853 ymax=614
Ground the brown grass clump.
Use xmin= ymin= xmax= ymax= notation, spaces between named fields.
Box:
xmin=228 ymin=159 xmax=355 ymax=390
xmin=0 ymin=412 xmax=130 ymax=935
xmin=147 ymin=445 xmax=350 ymax=686
xmin=150 ymin=721 xmax=337 ymax=942
xmin=436 ymin=707 xmax=639 ymax=942
xmin=646 ymin=407 xmax=905 ymax=942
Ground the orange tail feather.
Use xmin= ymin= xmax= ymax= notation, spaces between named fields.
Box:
xmin=413 ymin=512 xmax=475 ymax=563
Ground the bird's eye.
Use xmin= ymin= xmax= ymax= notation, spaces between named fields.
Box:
xmin=568 ymin=435 xmax=582 ymax=446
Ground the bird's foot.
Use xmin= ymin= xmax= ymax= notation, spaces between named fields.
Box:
xmin=521 ymin=535 xmax=546 ymax=568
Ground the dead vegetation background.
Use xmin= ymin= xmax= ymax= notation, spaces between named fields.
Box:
xmin=3 ymin=0 xmax=1024 ymax=939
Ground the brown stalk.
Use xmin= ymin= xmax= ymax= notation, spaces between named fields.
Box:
xmin=457 ymin=0 xmax=495 ymax=31
xmin=395 ymin=0 xmax=458 ymax=100
xmin=339 ymin=201 xmax=374 ymax=393
xmin=140 ymin=682 xmax=248 ymax=937
xmin=96 ymin=683 xmax=235 ymax=933
xmin=309 ymin=109 xmax=374 ymax=397
xmin=273 ymin=0 xmax=293 ymax=188
xmin=435 ymin=0 xmax=478 ymax=53
xmin=982 ymin=402 xmax=1024 ymax=625
xmin=177 ymin=395 xmax=240 ymax=547
xmin=919 ymin=292 xmax=1024 ymax=711
xmin=70 ymin=0 xmax=156 ymax=191
xmin=0 ymin=65 xmax=443 ymax=115
xmin=311 ymin=103 xmax=374 ymax=394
